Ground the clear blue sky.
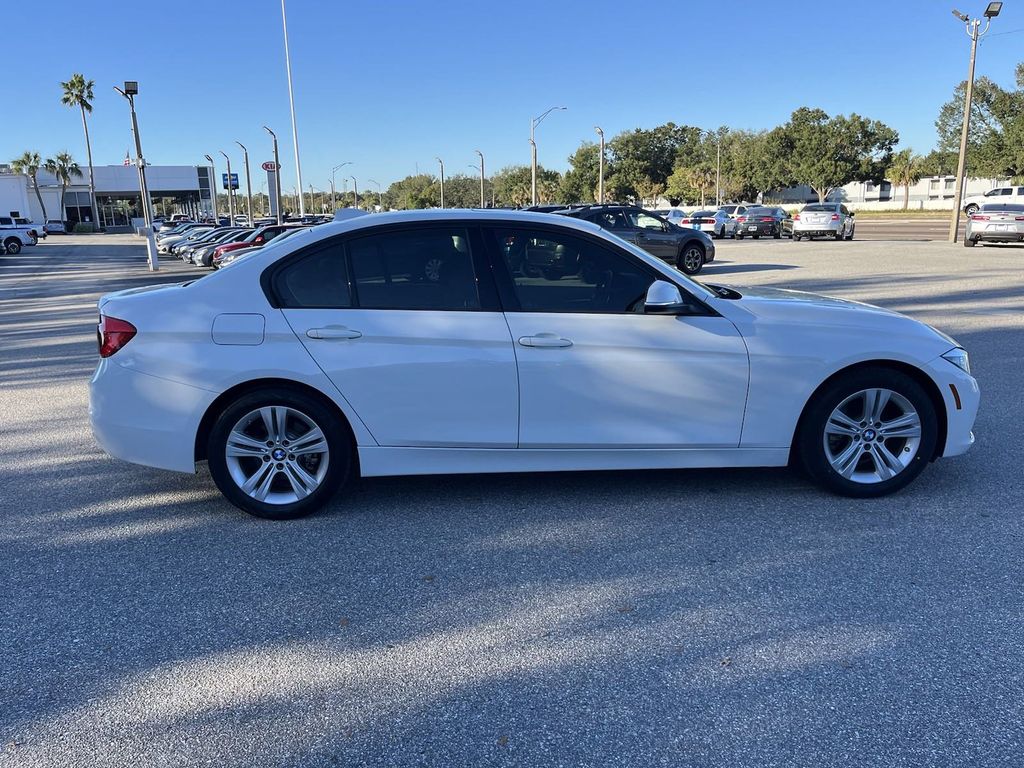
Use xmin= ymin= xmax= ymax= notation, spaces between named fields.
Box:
xmin=6 ymin=0 xmax=1024 ymax=194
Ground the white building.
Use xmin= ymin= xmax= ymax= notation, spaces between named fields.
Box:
xmin=0 ymin=163 xmax=217 ymax=230
xmin=774 ymin=175 xmax=1012 ymax=209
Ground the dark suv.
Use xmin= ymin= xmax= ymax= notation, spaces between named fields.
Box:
xmin=554 ymin=204 xmax=714 ymax=275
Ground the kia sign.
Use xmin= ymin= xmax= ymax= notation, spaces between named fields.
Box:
xmin=261 ymin=161 xmax=279 ymax=171
xmin=222 ymin=172 xmax=239 ymax=191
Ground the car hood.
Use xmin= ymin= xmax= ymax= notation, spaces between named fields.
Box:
xmin=708 ymin=283 xmax=960 ymax=351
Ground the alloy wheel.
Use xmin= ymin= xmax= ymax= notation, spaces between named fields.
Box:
xmin=822 ymin=388 xmax=922 ymax=484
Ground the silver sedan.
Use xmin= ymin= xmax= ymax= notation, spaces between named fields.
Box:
xmin=793 ymin=203 xmax=855 ymax=241
xmin=681 ymin=209 xmax=737 ymax=239
xmin=964 ymin=203 xmax=1024 ymax=247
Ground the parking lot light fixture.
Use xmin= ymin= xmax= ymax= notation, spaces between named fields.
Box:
xmin=474 ymin=150 xmax=485 ymax=208
xmin=350 ymin=177 xmax=359 ymax=209
xmin=368 ymin=178 xmax=383 ymax=210
xmin=594 ymin=126 xmax=605 ymax=203
xmin=235 ymin=141 xmax=254 ymax=227
xmin=530 ymin=106 xmax=566 ymax=205
xmin=331 ymin=162 xmax=352 ymax=211
xmin=262 ymin=126 xmax=283 ymax=225
xmin=435 ymin=157 xmax=445 ymax=209
xmin=219 ymin=151 xmax=236 ymax=222
xmin=113 ymin=82 xmax=157 ymax=271
xmin=204 ymin=154 xmax=218 ymax=221
xmin=948 ymin=5 xmax=997 ymax=243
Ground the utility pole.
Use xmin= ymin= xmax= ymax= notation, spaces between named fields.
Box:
xmin=948 ymin=4 xmax=1000 ymax=243
xmin=235 ymin=141 xmax=253 ymax=226
xmin=530 ymin=106 xmax=566 ymax=206
xmin=114 ymin=81 xmax=157 ymax=271
xmin=474 ymin=150 xmax=485 ymax=207
xmin=595 ymin=126 xmax=605 ymax=203
xmin=280 ymin=0 xmax=305 ymax=215
xmin=262 ymin=126 xmax=283 ymax=225
xmin=435 ymin=157 xmax=445 ymax=208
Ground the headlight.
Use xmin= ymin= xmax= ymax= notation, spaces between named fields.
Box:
xmin=941 ymin=348 xmax=971 ymax=375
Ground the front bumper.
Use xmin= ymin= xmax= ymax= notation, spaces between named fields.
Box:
xmin=90 ymin=359 xmax=215 ymax=473
xmin=924 ymin=355 xmax=980 ymax=458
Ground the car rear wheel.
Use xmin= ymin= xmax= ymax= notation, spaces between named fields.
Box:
xmin=845 ymin=226 xmax=855 ymax=241
xmin=773 ymin=227 xmax=782 ymax=239
xmin=4 ymin=238 xmax=22 ymax=254
xmin=207 ymin=388 xmax=352 ymax=519
xmin=963 ymin=236 xmax=976 ymax=247
xmin=797 ymin=368 xmax=937 ymax=498
xmin=677 ymin=242 xmax=705 ymax=275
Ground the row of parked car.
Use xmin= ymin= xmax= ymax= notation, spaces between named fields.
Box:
xmin=155 ymin=220 xmax=316 ymax=269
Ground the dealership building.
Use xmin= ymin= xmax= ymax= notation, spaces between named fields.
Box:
xmin=0 ymin=163 xmax=218 ymax=230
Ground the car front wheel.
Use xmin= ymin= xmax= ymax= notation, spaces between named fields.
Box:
xmin=677 ymin=242 xmax=705 ymax=275
xmin=797 ymin=368 xmax=937 ymax=498
xmin=4 ymin=238 xmax=22 ymax=254
xmin=965 ymin=204 xmax=979 ymax=216
xmin=207 ymin=388 xmax=352 ymax=519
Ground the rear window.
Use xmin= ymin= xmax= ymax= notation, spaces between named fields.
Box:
xmin=803 ymin=204 xmax=838 ymax=212
xmin=691 ymin=211 xmax=715 ymax=218
xmin=980 ymin=203 xmax=1024 ymax=212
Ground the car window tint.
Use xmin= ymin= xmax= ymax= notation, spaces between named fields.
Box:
xmin=349 ymin=227 xmax=479 ymax=311
xmin=276 ymin=241 xmax=351 ymax=308
xmin=495 ymin=228 xmax=655 ymax=314
xmin=626 ymin=210 xmax=665 ymax=230
xmin=589 ymin=210 xmax=629 ymax=230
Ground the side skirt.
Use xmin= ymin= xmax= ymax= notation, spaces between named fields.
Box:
xmin=357 ymin=447 xmax=790 ymax=478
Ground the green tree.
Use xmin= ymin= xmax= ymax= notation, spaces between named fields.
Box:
xmin=10 ymin=151 xmax=47 ymax=221
xmin=560 ymin=142 xmax=601 ymax=203
xmin=385 ymin=174 xmax=439 ymax=209
xmin=60 ymin=73 xmax=100 ymax=228
xmin=491 ymin=165 xmax=558 ymax=207
xmin=886 ymin=149 xmax=924 ymax=210
xmin=440 ymin=174 xmax=484 ymax=208
xmin=781 ymin=108 xmax=898 ymax=202
xmin=43 ymin=152 xmax=83 ymax=224
xmin=608 ymin=122 xmax=702 ymax=201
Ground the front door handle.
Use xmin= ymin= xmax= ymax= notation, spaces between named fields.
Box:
xmin=307 ymin=326 xmax=362 ymax=340
xmin=518 ymin=333 xmax=573 ymax=348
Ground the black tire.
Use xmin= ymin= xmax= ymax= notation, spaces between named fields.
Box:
xmin=845 ymin=226 xmax=854 ymax=241
xmin=752 ymin=234 xmax=760 ymax=239
xmin=963 ymin=237 xmax=976 ymax=247
xmin=833 ymin=229 xmax=843 ymax=240
xmin=965 ymin=204 xmax=979 ymax=216
xmin=796 ymin=368 xmax=938 ymax=498
xmin=735 ymin=231 xmax=744 ymax=239
xmin=207 ymin=387 xmax=353 ymax=519
xmin=677 ymin=242 xmax=705 ymax=275
xmin=4 ymin=238 xmax=22 ymax=254
xmin=773 ymin=227 xmax=782 ymax=239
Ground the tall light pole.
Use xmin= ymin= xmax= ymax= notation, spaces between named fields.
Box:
xmin=219 ymin=151 xmax=236 ymax=222
xmin=949 ymin=3 xmax=1000 ymax=243
xmin=474 ymin=149 xmax=485 ymax=208
xmin=280 ymin=0 xmax=305 ymax=215
xmin=262 ymin=126 xmax=283 ymax=225
xmin=331 ymin=161 xmax=351 ymax=210
xmin=435 ymin=157 xmax=445 ymax=208
xmin=235 ymin=141 xmax=254 ymax=226
xmin=350 ymin=177 xmax=359 ymax=209
xmin=530 ymin=105 xmax=566 ymax=205
xmin=204 ymin=154 xmax=218 ymax=221
xmin=368 ymin=178 xmax=383 ymax=210
xmin=113 ymin=81 xmax=157 ymax=271
xmin=594 ymin=126 xmax=605 ymax=203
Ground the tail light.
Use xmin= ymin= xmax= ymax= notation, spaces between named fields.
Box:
xmin=1016 ymin=216 xmax=1024 ymax=221
xmin=737 ymin=216 xmax=747 ymax=223
xmin=680 ymin=218 xmax=691 ymax=224
xmin=98 ymin=315 xmax=137 ymax=358
xmin=971 ymin=215 xmax=989 ymax=221
xmin=793 ymin=214 xmax=800 ymax=220
xmin=760 ymin=217 xmax=774 ymax=222
xmin=831 ymin=213 xmax=840 ymax=221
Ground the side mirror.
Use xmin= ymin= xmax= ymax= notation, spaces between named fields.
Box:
xmin=645 ymin=280 xmax=687 ymax=314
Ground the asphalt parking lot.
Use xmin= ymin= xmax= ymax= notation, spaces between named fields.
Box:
xmin=2 ymin=231 xmax=1023 ymax=767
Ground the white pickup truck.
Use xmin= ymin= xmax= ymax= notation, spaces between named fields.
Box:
xmin=0 ymin=217 xmax=40 ymax=254
xmin=962 ymin=185 xmax=1024 ymax=215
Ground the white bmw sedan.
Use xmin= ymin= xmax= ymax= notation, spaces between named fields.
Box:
xmin=90 ymin=210 xmax=979 ymax=519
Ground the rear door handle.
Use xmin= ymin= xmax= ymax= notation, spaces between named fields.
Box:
xmin=306 ymin=326 xmax=362 ymax=340
xmin=518 ymin=333 xmax=573 ymax=348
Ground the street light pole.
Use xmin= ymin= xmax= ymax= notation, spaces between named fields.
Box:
xmin=474 ymin=149 xmax=485 ymax=208
xmin=368 ymin=178 xmax=383 ymax=210
xmin=114 ymin=81 xmax=157 ymax=271
xmin=435 ymin=157 xmax=445 ymax=208
xmin=594 ymin=126 xmax=605 ymax=203
xmin=235 ymin=141 xmax=254 ymax=226
xmin=204 ymin=154 xmax=218 ymax=221
xmin=331 ymin=162 xmax=351 ymax=210
xmin=948 ymin=4 xmax=999 ymax=243
xmin=350 ymin=177 xmax=359 ymax=209
xmin=530 ymin=105 xmax=566 ymax=206
xmin=262 ymin=126 xmax=283 ymax=225
xmin=280 ymin=0 xmax=305 ymax=215
xmin=219 ymin=151 xmax=236 ymax=222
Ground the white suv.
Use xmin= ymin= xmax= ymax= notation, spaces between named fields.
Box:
xmin=962 ymin=186 xmax=1024 ymax=215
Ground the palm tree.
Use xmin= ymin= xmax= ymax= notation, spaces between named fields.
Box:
xmin=44 ymin=153 xmax=83 ymax=226
xmin=60 ymin=73 xmax=100 ymax=229
xmin=887 ymin=149 xmax=924 ymax=211
xmin=10 ymin=151 xmax=47 ymax=222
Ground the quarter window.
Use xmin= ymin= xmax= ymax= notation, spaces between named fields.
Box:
xmin=349 ymin=228 xmax=479 ymax=311
xmin=275 ymin=241 xmax=352 ymax=308
xmin=493 ymin=228 xmax=655 ymax=314
xmin=588 ymin=210 xmax=629 ymax=230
